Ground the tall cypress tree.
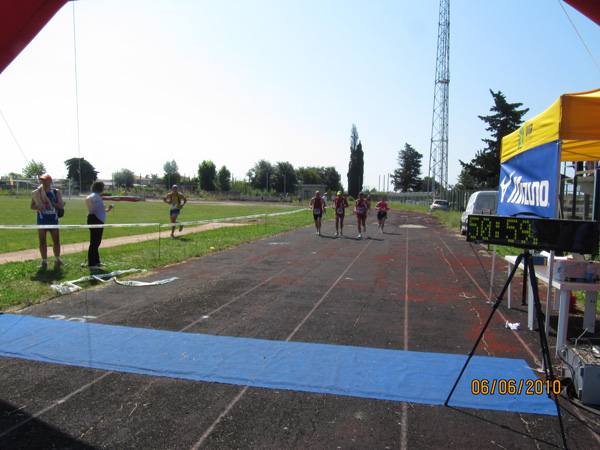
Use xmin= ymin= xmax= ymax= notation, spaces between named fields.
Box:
xmin=347 ymin=124 xmax=364 ymax=197
xmin=356 ymin=141 xmax=364 ymax=194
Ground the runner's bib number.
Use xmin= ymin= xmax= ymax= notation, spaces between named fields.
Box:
xmin=314 ymin=208 xmax=321 ymax=214
xmin=337 ymin=207 xmax=344 ymax=214
xmin=357 ymin=207 xmax=365 ymax=213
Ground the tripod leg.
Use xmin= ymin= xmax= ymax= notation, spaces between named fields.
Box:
xmin=445 ymin=253 xmax=525 ymax=406
xmin=526 ymin=256 xmax=568 ymax=449
xmin=521 ymin=255 xmax=529 ymax=306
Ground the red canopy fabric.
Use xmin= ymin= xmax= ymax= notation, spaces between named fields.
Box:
xmin=0 ymin=0 xmax=71 ymax=75
xmin=564 ymin=0 xmax=600 ymax=26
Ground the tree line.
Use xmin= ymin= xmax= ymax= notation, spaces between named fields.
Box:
xmin=15 ymin=157 xmax=345 ymax=195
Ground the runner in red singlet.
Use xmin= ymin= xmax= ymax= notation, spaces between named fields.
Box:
xmin=376 ymin=195 xmax=390 ymax=233
xmin=355 ymin=192 xmax=368 ymax=239
xmin=309 ymin=191 xmax=326 ymax=236
xmin=333 ymin=191 xmax=349 ymax=237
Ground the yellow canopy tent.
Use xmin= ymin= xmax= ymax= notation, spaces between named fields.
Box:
xmin=501 ymin=88 xmax=600 ymax=163
xmin=498 ymin=88 xmax=600 ymax=218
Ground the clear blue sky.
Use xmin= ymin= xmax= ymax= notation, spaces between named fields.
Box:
xmin=1 ymin=0 xmax=599 ymax=191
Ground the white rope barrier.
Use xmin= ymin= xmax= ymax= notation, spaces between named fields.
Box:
xmin=0 ymin=209 xmax=308 ymax=230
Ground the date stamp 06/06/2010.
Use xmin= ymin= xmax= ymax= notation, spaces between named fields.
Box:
xmin=471 ymin=379 xmax=561 ymax=396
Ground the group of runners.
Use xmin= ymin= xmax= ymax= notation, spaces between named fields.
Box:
xmin=309 ymin=191 xmax=389 ymax=238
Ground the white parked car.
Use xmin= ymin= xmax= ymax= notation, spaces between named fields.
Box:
xmin=460 ymin=191 xmax=498 ymax=235
xmin=430 ymin=199 xmax=450 ymax=212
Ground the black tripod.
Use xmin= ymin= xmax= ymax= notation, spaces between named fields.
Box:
xmin=445 ymin=250 xmax=568 ymax=449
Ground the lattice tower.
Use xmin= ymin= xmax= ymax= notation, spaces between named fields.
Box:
xmin=428 ymin=0 xmax=450 ymax=195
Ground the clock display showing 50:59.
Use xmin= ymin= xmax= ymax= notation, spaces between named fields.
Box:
xmin=466 ymin=215 xmax=599 ymax=254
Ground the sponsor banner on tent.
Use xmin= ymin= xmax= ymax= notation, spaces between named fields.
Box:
xmin=498 ymin=140 xmax=560 ymax=218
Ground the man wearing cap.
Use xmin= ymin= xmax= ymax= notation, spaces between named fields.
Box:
xmin=163 ymin=185 xmax=187 ymax=237
xmin=30 ymin=174 xmax=65 ymax=269
xmin=333 ymin=191 xmax=349 ymax=237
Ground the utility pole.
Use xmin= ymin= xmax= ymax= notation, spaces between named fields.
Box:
xmin=427 ymin=0 xmax=450 ymax=196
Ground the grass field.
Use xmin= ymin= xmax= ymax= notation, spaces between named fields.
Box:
xmin=0 ymin=196 xmax=306 ymax=253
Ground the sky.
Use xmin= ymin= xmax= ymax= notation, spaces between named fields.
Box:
xmin=1 ymin=0 xmax=599 ymax=191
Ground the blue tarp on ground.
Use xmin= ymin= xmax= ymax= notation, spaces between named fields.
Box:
xmin=0 ymin=314 xmax=557 ymax=415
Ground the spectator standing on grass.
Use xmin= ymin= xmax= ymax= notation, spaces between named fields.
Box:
xmin=309 ymin=190 xmax=326 ymax=236
xmin=376 ymin=195 xmax=390 ymax=233
xmin=333 ymin=191 xmax=349 ymax=237
xmin=30 ymin=174 xmax=65 ymax=269
xmin=355 ymin=192 xmax=368 ymax=239
xmin=86 ymin=181 xmax=114 ymax=269
xmin=164 ymin=185 xmax=187 ymax=238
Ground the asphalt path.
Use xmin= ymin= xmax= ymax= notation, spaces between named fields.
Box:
xmin=1 ymin=209 xmax=599 ymax=449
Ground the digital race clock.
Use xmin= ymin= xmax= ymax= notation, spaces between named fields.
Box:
xmin=466 ymin=215 xmax=600 ymax=254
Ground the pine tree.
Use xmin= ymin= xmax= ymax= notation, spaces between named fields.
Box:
xmin=458 ymin=90 xmax=529 ymax=189
xmin=392 ymin=143 xmax=423 ymax=192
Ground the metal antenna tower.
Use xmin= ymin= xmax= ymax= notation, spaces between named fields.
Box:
xmin=428 ymin=0 xmax=450 ymax=195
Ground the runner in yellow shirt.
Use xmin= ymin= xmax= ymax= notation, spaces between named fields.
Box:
xmin=163 ymin=185 xmax=187 ymax=237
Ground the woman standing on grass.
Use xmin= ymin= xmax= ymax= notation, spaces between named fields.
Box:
xmin=85 ymin=181 xmax=113 ymax=269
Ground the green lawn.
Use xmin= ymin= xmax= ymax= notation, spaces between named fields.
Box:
xmin=0 ymin=195 xmax=305 ymax=253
